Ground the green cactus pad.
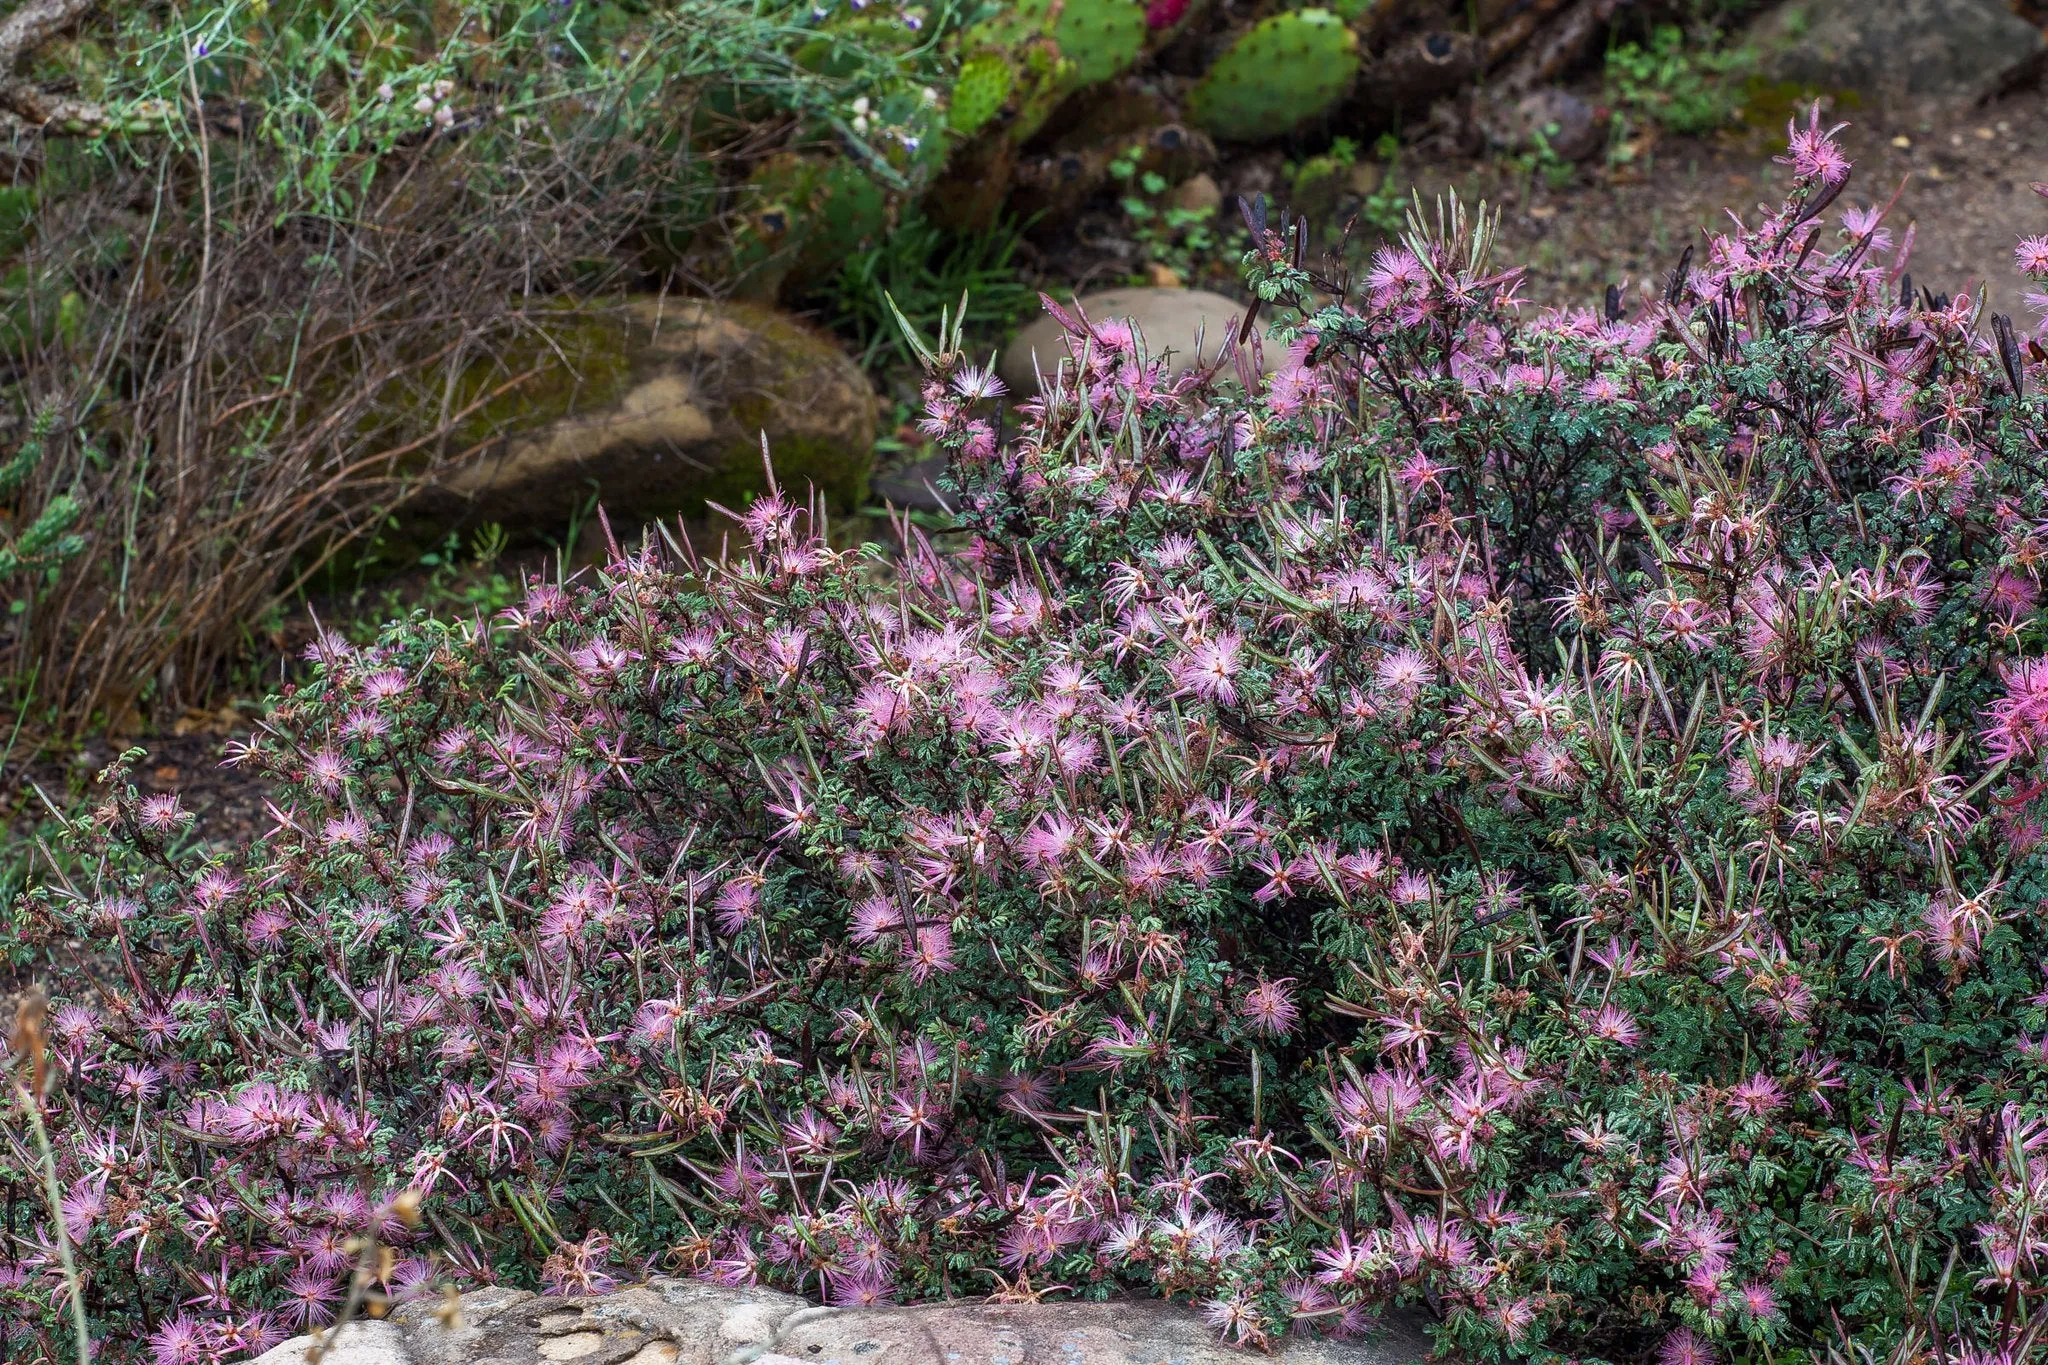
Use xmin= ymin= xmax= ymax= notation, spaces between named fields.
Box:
xmin=1047 ymin=0 xmax=1147 ymax=87
xmin=1187 ymin=9 xmax=1360 ymax=142
xmin=1005 ymin=42 xmax=1076 ymax=144
xmin=958 ymin=0 xmax=1144 ymax=130
xmin=799 ymin=158 xmax=892 ymax=273
xmin=949 ymin=52 xmax=1015 ymax=136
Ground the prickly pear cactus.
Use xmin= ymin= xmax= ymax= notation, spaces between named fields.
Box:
xmin=722 ymin=150 xmax=908 ymax=301
xmin=1186 ymin=9 xmax=1360 ymax=142
xmin=953 ymin=0 xmax=1146 ymax=145
xmin=795 ymin=156 xmax=893 ymax=284
xmin=949 ymin=51 xmax=1015 ymax=136
xmin=1046 ymin=0 xmax=1149 ymax=87
xmin=717 ymin=153 xmax=817 ymax=301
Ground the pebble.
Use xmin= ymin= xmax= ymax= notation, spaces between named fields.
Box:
xmin=1169 ymin=172 xmax=1222 ymax=216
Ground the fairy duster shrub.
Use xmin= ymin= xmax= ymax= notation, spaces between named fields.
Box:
xmin=7 ymin=115 xmax=2048 ymax=1365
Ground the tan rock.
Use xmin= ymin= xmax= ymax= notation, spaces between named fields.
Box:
xmin=999 ymin=287 xmax=1285 ymax=394
xmin=1486 ymin=87 xmax=1603 ymax=163
xmin=252 ymin=1321 xmax=408 ymax=1365
xmin=598 ymin=1278 xmax=811 ymax=1364
xmin=382 ymin=1280 xmax=1430 ymax=1365
xmin=1170 ymin=172 xmax=1224 ymax=216
xmin=773 ymin=1297 xmax=1433 ymax=1364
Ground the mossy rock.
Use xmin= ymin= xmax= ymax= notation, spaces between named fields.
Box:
xmin=410 ymin=297 xmax=877 ymax=544
xmin=1744 ymin=0 xmax=2043 ymax=107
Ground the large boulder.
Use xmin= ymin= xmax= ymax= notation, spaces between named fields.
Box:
xmin=253 ymin=1279 xmax=1433 ymax=1365
xmin=411 ymin=298 xmax=876 ymax=543
xmin=999 ymin=287 xmax=1284 ymax=395
xmin=1746 ymin=0 xmax=2046 ymax=109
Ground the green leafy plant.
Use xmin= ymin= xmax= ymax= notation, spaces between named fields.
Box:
xmin=1508 ymin=124 xmax=1578 ymax=192
xmin=1109 ymin=145 xmax=1221 ymax=280
xmin=1605 ymin=22 xmax=1755 ymax=139
xmin=0 ymin=407 xmax=83 ymax=594
xmin=1356 ymin=132 xmax=1409 ymax=235
xmin=817 ymin=207 xmax=1037 ymax=372
xmin=322 ymin=523 xmax=525 ymax=649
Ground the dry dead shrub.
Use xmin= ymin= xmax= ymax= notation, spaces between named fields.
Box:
xmin=12 ymin=150 xmax=595 ymax=730
xmin=0 ymin=0 xmax=948 ymax=739
xmin=0 ymin=98 xmax=732 ymax=735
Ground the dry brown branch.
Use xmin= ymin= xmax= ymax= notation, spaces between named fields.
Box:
xmin=1480 ymin=0 xmax=1577 ymax=70
xmin=1495 ymin=0 xmax=1636 ymax=93
xmin=1 ymin=94 xmax=739 ymax=734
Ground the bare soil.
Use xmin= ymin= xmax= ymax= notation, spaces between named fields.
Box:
xmin=1013 ymin=80 xmax=2048 ymax=320
xmin=1464 ymin=87 xmax=2048 ymax=314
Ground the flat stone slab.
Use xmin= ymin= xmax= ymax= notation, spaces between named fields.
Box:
xmin=252 ymin=1320 xmax=408 ymax=1365
xmin=254 ymin=1280 xmax=1430 ymax=1365
xmin=773 ymin=1297 xmax=1432 ymax=1365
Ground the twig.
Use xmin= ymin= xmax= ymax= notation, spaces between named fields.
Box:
xmin=9 ymin=991 xmax=92 ymax=1365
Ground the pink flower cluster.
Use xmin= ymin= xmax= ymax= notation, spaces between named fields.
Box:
xmin=8 ymin=114 xmax=2048 ymax=1365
